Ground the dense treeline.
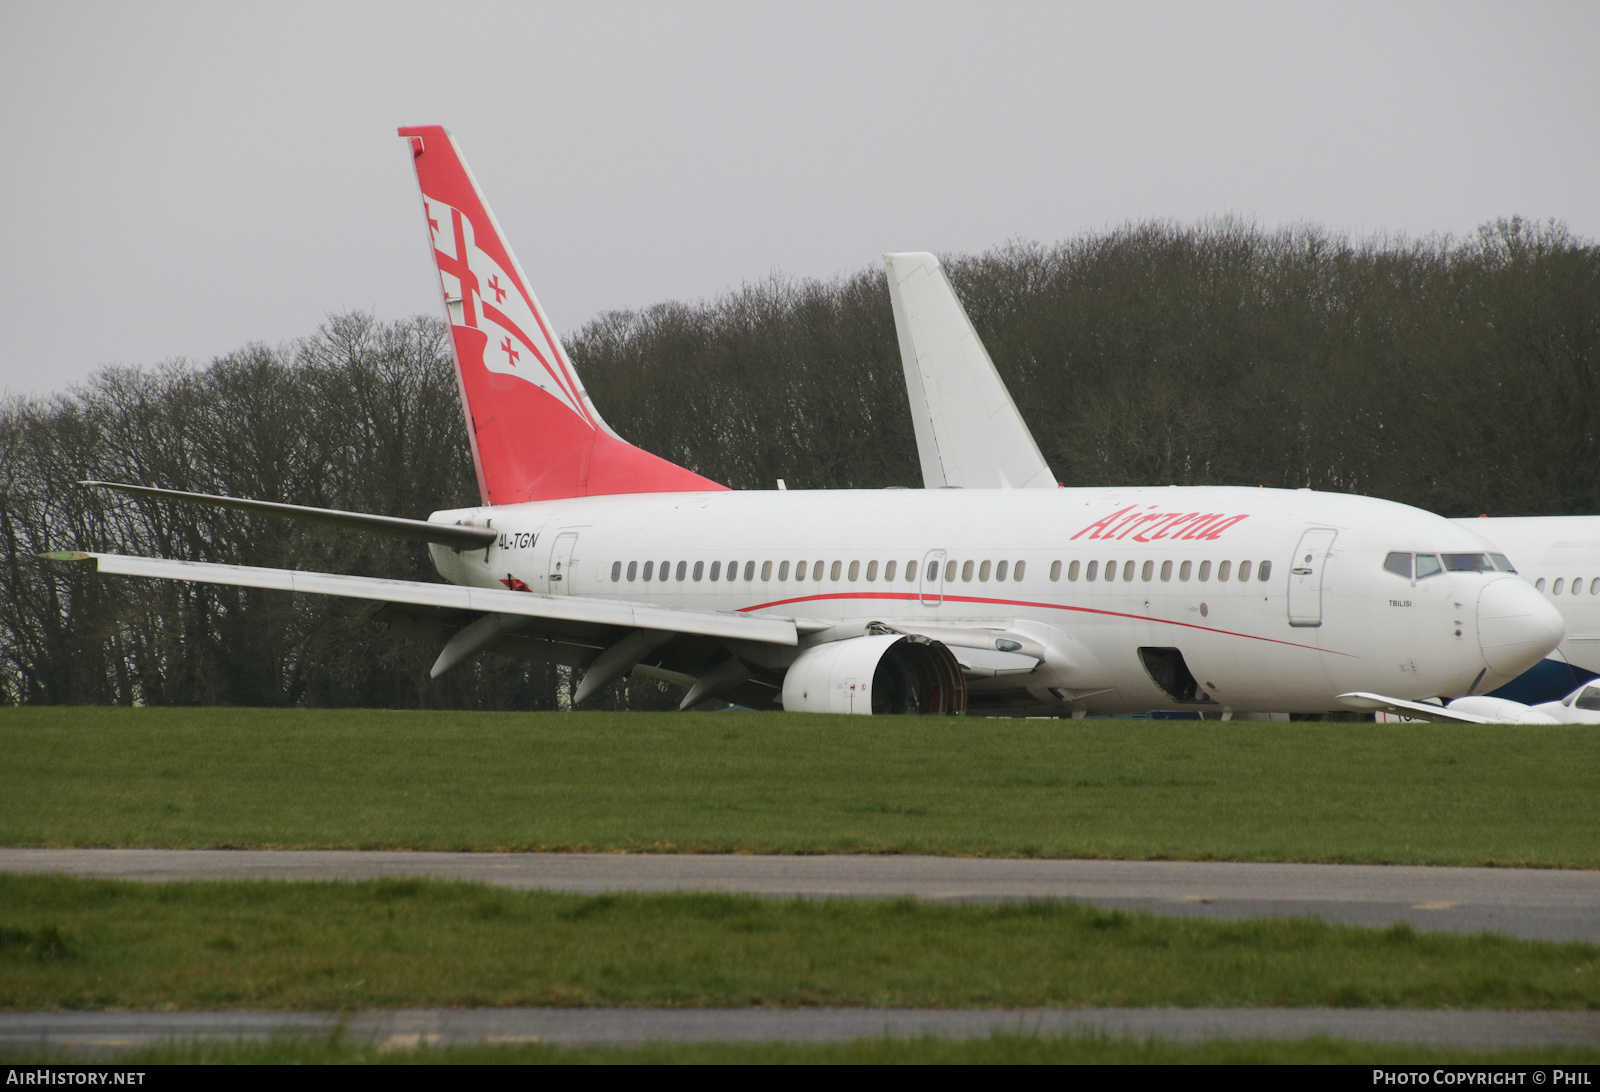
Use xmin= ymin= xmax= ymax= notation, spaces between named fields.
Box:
xmin=0 ymin=316 xmax=561 ymax=708
xmin=2 ymin=218 xmax=1595 ymax=706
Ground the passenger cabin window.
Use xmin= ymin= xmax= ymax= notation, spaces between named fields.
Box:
xmin=1217 ymin=560 xmax=1232 ymax=582
xmin=885 ymin=560 xmax=897 ymax=581
xmin=905 ymin=560 xmax=917 ymax=581
xmin=1536 ymin=577 xmax=1547 ymax=592
xmin=659 ymin=560 xmax=670 ymax=582
xmin=831 ymin=560 xmax=842 ymax=581
xmin=1055 ymin=560 xmax=1067 ymax=581
xmin=708 ymin=561 xmax=720 ymax=581
xmin=1574 ymin=577 xmax=1584 ymax=596
xmin=1141 ymin=560 xmax=1154 ymax=581
xmin=979 ymin=561 xmax=991 ymax=582
xmin=779 ymin=561 xmax=791 ymax=580
xmin=1258 ymin=560 xmax=1272 ymax=582
xmin=1085 ymin=560 xmax=1099 ymax=581
xmin=866 ymin=560 xmax=877 ymax=581
xmin=1384 ymin=552 xmax=1412 ymax=579
xmin=627 ymin=561 xmax=638 ymax=581
xmin=1160 ymin=560 xmax=1172 ymax=581
xmin=1014 ymin=561 xmax=1025 ymax=580
xmin=795 ymin=561 xmax=806 ymax=580
xmin=611 ymin=561 xmax=621 ymax=581
xmin=1553 ymin=578 xmax=1566 ymax=596
xmin=945 ymin=560 xmax=957 ymax=581
xmin=1238 ymin=560 xmax=1251 ymax=582
xmin=677 ymin=561 xmax=688 ymax=581
xmin=642 ymin=561 xmax=654 ymax=581
xmin=1591 ymin=577 xmax=1599 ymax=595
xmin=1123 ymin=561 xmax=1135 ymax=581
xmin=1198 ymin=560 xmax=1211 ymax=582
xmin=1415 ymin=554 xmax=1443 ymax=579
xmin=760 ymin=561 xmax=771 ymax=581
xmin=848 ymin=560 xmax=860 ymax=581
xmin=815 ymin=560 xmax=825 ymax=581
xmin=1180 ymin=560 xmax=1192 ymax=581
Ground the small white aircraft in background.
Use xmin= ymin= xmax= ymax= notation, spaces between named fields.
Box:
xmin=1340 ymin=681 xmax=1600 ymax=724
xmin=883 ymin=251 xmax=1598 ymax=711
xmin=46 ymin=128 xmax=1563 ymax=717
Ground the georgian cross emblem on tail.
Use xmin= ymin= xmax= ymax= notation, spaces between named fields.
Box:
xmin=421 ymin=195 xmax=584 ymax=417
xmin=398 ymin=124 xmax=725 ymax=505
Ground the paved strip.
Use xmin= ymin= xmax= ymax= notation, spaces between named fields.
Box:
xmin=4 ymin=849 xmax=1599 ymax=943
xmin=3 ymin=1008 xmax=1598 ymax=1054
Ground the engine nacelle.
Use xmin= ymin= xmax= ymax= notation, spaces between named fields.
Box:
xmin=781 ymin=634 xmax=966 ymax=715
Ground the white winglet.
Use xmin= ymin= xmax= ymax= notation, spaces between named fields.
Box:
xmin=884 ymin=252 xmax=1056 ymax=490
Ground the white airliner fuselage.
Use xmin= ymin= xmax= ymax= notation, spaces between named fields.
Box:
xmin=55 ymin=127 xmax=1567 ymax=718
xmin=1459 ymin=517 xmax=1600 ymax=670
xmin=427 ymin=485 xmax=1558 ymax=715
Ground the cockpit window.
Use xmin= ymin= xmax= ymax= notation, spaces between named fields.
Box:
xmin=1414 ymin=554 xmax=1443 ymax=579
xmin=1383 ymin=552 xmax=1412 ymax=579
xmin=1490 ymin=553 xmax=1517 ymax=573
xmin=1575 ymin=686 xmax=1600 ymax=712
xmin=1442 ymin=553 xmax=1495 ymax=572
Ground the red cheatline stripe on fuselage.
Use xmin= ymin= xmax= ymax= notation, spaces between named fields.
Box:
xmin=734 ymin=591 xmax=1354 ymax=657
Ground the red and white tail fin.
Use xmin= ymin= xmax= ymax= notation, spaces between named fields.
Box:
xmin=398 ymin=125 xmax=725 ymax=505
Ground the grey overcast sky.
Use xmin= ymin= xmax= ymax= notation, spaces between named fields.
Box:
xmin=1 ymin=1 xmax=1596 ymax=396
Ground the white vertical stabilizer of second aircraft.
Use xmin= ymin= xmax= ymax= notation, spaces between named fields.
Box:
xmin=884 ymin=252 xmax=1057 ymax=491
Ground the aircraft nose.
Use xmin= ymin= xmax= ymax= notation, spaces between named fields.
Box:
xmin=1477 ymin=577 xmax=1565 ymax=677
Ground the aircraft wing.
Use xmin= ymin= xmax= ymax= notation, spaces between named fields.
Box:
xmin=43 ymin=551 xmax=800 ymax=647
xmin=1335 ymin=692 xmax=1501 ymax=724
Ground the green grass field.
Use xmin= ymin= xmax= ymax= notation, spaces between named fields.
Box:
xmin=2 ymin=876 xmax=1597 ymax=1012
xmin=1 ymin=707 xmax=1596 ymax=865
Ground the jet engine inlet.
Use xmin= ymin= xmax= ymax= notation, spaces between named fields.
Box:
xmin=781 ymin=634 xmax=966 ymax=715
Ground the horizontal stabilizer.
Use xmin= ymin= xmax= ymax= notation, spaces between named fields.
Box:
xmin=884 ymin=252 xmax=1056 ymax=490
xmin=49 ymin=551 xmax=798 ymax=647
xmin=81 ymin=481 xmax=497 ymax=550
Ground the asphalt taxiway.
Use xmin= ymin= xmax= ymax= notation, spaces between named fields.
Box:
xmin=4 ymin=848 xmax=1598 ymax=943
xmin=4 ymin=1008 xmax=1599 ymax=1054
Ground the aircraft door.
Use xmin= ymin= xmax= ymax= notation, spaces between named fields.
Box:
xmin=920 ymin=549 xmax=946 ymax=606
xmin=548 ymin=532 xmax=578 ymax=596
xmin=1287 ymin=528 xmax=1338 ymax=627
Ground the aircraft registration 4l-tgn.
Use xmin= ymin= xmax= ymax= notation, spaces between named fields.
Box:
xmin=49 ymin=126 xmax=1565 ymax=716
